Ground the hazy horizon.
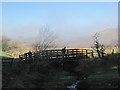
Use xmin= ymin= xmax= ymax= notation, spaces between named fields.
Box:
xmin=2 ymin=2 xmax=118 ymax=48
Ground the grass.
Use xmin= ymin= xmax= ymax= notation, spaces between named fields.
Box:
xmin=85 ymin=64 xmax=118 ymax=76
xmin=0 ymin=51 xmax=14 ymax=58
xmin=86 ymin=64 xmax=119 ymax=88
xmin=42 ymin=70 xmax=77 ymax=88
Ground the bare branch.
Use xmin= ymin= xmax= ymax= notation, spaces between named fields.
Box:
xmin=32 ymin=25 xmax=57 ymax=51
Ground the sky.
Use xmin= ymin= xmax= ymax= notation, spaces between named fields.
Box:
xmin=2 ymin=2 xmax=118 ymax=47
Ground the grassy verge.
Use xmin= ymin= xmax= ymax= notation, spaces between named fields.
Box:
xmin=0 ymin=51 xmax=15 ymax=58
xmin=86 ymin=65 xmax=119 ymax=88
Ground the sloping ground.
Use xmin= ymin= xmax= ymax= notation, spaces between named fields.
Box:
xmin=0 ymin=51 xmax=13 ymax=59
xmin=2 ymin=59 xmax=78 ymax=89
xmin=73 ymin=54 xmax=120 ymax=89
xmin=87 ymin=65 xmax=119 ymax=88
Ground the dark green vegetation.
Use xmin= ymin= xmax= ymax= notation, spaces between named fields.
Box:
xmin=76 ymin=54 xmax=120 ymax=88
xmin=2 ymin=52 xmax=120 ymax=89
xmin=87 ymin=65 xmax=119 ymax=88
xmin=2 ymin=58 xmax=78 ymax=88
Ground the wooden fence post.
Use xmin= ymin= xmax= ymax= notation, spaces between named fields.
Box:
xmin=19 ymin=55 xmax=22 ymax=62
xmin=24 ymin=53 xmax=27 ymax=60
xmin=10 ymin=58 xmax=14 ymax=67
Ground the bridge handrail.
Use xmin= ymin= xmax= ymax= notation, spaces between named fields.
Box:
xmin=18 ymin=48 xmax=97 ymax=61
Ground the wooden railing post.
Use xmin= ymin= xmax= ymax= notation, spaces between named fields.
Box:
xmin=67 ymin=49 xmax=69 ymax=58
xmin=56 ymin=50 xmax=58 ymax=59
xmin=91 ymin=50 xmax=94 ymax=58
xmin=24 ymin=53 xmax=28 ymax=60
xmin=86 ymin=49 xmax=88 ymax=57
xmin=82 ymin=49 xmax=83 ymax=56
xmin=76 ymin=49 xmax=78 ymax=57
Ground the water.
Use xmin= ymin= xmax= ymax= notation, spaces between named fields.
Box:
xmin=66 ymin=80 xmax=80 ymax=90
xmin=67 ymin=85 xmax=77 ymax=90
xmin=66 ymin=77 xmax=88 ymax=90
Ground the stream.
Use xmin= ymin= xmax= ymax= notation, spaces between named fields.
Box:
xmin=66 ymin=80 xmax=80 ymax=90
xmin=66 ymin=77 xmax=87 ymax=89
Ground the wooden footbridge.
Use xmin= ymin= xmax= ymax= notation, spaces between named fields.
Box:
xmin=19 ymin=49 xmax=96 ymax=61
xmin=2 ymin=48 xmax=99 ymax=67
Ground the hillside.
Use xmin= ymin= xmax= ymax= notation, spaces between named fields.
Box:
xmin=0 ymin=51 xmax=13 ymax=58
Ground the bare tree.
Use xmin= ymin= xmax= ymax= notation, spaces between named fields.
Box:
xmin=100 ymin=44 xmax=106 ymax=57
xmin=32 ymin=25 xmax=57 ymax=51
xmin=92 ymin=32 xmax=105 ymax=58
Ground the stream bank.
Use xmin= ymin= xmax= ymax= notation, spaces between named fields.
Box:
xmin=3 ymin=54 xmax=119 ymax=89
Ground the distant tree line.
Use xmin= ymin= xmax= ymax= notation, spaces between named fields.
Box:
xmin=0 ymin=36 xmax=16 ymax=52
xmin=0 ymin=36 xmax=32 ymax=57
